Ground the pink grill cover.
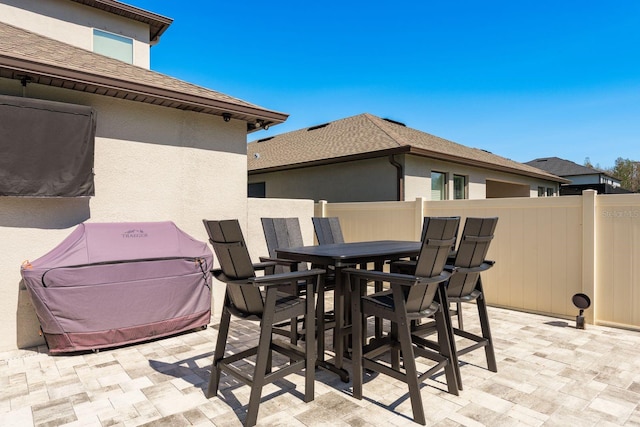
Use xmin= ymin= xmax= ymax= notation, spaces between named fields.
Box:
xmin=21 ymin=221 xmax=213 ymax=353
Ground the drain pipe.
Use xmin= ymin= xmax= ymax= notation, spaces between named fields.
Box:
xmin=389 ymin=155 xmax=404 ymax=201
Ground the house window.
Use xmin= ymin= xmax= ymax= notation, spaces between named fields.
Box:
xmin=248 ymin=182 xmax=265 ymax=198
xmin=93 ymin=29 xmax=133 ymax=63
xmin=546 ymin=188 xmax=554 ymax=197
xmin=431 ymin=172 xmax=446 ymax=200
xmin=453 ymin=175 xmax=467 ymax=199
xmin=538 ymin=186 xmax=545 ymax=197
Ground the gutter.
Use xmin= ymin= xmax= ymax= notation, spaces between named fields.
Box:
xmin=0 ymin=55 xmax=288 ymax=126
xmin=388 ymin=155 xmax=404 ymax=201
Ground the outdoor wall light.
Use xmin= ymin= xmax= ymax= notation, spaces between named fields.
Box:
xmin=222 ymin=113 xmax=231 ymax=122
xmin=572 ymin=293 xmax=591 ymax=329
xmin=254 ymin=120 xmax=270 ymax=130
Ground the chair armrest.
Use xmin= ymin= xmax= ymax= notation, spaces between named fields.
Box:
xmin=211 ymin=269 xmax=252 ymax=285
xmin=453 ymin=261 xmax=494 ymax=274
xmin=259 ymin=256 xmax=301 ymax=269
xmin=250 ymin=268 xmax=326 ymax=287
xmin=252 ymin=261 xmax=278 ymax=271
xmin=343 ymin=267 xmax=451 ymax=286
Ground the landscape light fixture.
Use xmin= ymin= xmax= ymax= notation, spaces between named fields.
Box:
xmin=572 ymin=293 xmax=591 ymax=329
xmin=222 ymin=113 xmax=231 ymax=122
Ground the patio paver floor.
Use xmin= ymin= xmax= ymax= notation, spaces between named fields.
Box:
xmin=2 ymin=304 xmax=640 ymax=426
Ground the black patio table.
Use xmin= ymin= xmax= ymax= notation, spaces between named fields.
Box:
xmin=275 ymin=240 xmax=422 ymax=382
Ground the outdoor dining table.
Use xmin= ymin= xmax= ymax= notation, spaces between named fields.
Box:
xmin=275 ymin=240 xmax=422 ymax=382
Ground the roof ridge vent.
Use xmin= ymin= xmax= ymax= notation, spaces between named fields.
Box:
xmin=257 ymin=137 xmax=274 ymax=143
xmin=307 ymin=123 xmax=330 ymax=131
xmin=383 ymin=118 xmax=406 ymax=127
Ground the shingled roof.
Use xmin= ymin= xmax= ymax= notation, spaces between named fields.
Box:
xmin=248 ymin=113 xmax=568 ymax=183
xmin=525 ymin=157 xmax=617 ymax=179
xmin=0 ymin=21 xmax=287 ymax=131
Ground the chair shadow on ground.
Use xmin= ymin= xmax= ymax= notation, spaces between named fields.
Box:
xmin=148 ymin=353 xmax=307 ymax=423
xmin=345 ymin=366 xmax=457 ymax=424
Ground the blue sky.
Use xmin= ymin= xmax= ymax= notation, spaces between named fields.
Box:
xmin=126 ymin=0 xmax=639 ymax=169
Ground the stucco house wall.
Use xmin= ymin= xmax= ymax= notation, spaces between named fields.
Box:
xmin=404 ymin=156 xmax=558 ymax=200
xmin=251 ymin=153 xmax=561 ymax=203
xmin=0 ymin=0 xmax=290 ymax=352
xmin=0 ymin=0 xmax=152 ymax=67
xmin=250 ymin=157 xmax=398 ymax=202
xmin=0 ymin=78 xmax=249 ymax=351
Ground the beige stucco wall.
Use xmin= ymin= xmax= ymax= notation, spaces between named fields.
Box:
xmin=0 ymin=0 xmax=151 ymax=67
xmin=404 ymin=155 xmax=558 ymax=200
xmin=0 ymin=78 xmax=248 ymax=351
xmin=250 ymin=157 xmax=398 ymax=202
xmin=252 ymin=153 xmax=560 ymax=203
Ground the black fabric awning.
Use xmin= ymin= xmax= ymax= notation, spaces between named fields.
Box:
xmin=0 ymin=95 xmax=96 ymax=197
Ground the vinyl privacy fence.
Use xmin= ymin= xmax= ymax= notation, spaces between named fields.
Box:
xmin=316 ymin=191 xmax=640 ymax=330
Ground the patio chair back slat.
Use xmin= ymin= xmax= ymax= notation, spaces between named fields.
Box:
xmin=312 ymin=217 xmax=345 ymax=245
xmin=203 ymin=219 xmax=263 ymax=315
xmin=262 ymin=218 xmax=308 ymax=273
xmin=448 ymin=217 xmax=497 ymax=299
xmin=405 ymin=218 xmax=459 ymax=313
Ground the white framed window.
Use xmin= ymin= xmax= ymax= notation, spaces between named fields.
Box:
xmin=431 ymin=171 xmax=447 ymax=200
xmin=453 ymin=175 xmax=467 ymax=199
xmin=538 ymin=186 xmax=545 ymax=197
xmin=93 ymin=29 xmax=133 ymax=63
xmin=546 ymin=188 xmax=554 ymax=197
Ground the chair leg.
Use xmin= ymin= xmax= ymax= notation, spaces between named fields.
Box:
xmin=441 ymin=290 xmax=463 ymax=391
xmin=434 ymin=303 xmax=460 ymax=396
xmin=245 ymin=292 xmax=278 ymax=427
xmin=351 ymin=276 xmax=364 ymax=400
xmin=208 ymin=307 xmax=231 ymax=398
xmin=456 ymin=302 xmax=463 ymax=329
xmin=374 ymin=261 xmax=384 ymax=338
xmin=476 ymin=289 xmax=497 ymax=372
xmin=396 ymin=316 xmax=426 ymax=425
xmin=390 ymin=322 xmax=400 ymax=371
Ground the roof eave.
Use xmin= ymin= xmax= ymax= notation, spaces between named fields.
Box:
xmin=68 ymin=0 xmax=173 ymax=43
xmin=249 ymin=147 xmax=410 ymax=174
xmin=0 ymin=55 xmax=288 ymax=127
xmin=249 ymin=145 xmax=570 ymax=183
xmin=406 ymin=147 xmax=570 ymax=183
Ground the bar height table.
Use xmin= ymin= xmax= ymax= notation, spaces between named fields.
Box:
xmin=276 ymin=240 xmax=422 ymax=382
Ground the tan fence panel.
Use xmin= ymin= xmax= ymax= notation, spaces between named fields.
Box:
xmin=422 ymin=197 xmax=584 ymax=318
xmin=595 ymin=194 xmax=640 ymax=328
xmin=322 ymin=201 xmax=418 ymax=242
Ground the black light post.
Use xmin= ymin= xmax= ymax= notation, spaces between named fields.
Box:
xmin=572 ymin=293 xmax=591 ymax=329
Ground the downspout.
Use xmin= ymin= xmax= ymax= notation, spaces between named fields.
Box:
xmin=389 ymin=155 xmax=404 ymax=201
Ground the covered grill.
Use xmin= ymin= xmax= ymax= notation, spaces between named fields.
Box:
xmin=21 ymin=221 xmax=212 ymax=354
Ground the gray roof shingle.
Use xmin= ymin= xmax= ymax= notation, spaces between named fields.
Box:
xmin=525 ymin=157 xmax=617 ymax=179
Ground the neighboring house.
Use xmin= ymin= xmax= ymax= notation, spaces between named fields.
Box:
xmin=525 ymin=157 xmax=628 ymax=195
xmin=248 ymin=113 xmax=567 ymax=202
xmin=0 ymin=0 xmax=286 ymax=351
